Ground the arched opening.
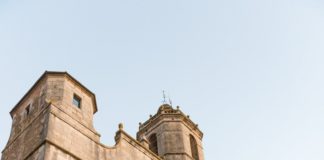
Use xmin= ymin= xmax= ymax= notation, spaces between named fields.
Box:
xmin=148 ymin=133 xmax=158 ymax=155
xmin=190 ymin=134 xmax=199 ymax=160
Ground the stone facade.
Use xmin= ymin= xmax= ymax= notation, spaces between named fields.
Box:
xmin=1 ymin=71 xmax=204 ymax=160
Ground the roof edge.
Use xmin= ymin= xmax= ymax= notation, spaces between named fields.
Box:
xmin=115 ymin=129 xmax=162 ymax=160
xmin=10 ymin=71 xmax=98 ymax=117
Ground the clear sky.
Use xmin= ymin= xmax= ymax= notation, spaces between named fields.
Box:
xmin=1 ymin=0 xmax=324 ymax=159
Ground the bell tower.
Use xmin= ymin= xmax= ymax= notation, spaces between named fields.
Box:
xmin=137 ymin=104 xmax=204 ymax=160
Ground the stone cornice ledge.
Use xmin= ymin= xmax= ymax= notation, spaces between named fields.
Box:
xmin=114 ymin=128 xmax=163 ymax=160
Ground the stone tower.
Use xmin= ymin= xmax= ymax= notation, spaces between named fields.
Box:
xmin=137 ymin=104 xmax=204 ymax=160
xmin=1 ymin=71 xmax=204 ymax=160
xmin=1 ymin=71 xmax=100 ymax=160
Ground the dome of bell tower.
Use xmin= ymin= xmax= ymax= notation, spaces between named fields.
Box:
xmin=157 ymin=103 xmax=173 ymax=113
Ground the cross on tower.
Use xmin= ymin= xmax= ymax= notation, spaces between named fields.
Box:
xmin=162 ymin=90 xmax=167 ymax=104
xmin=162 ymin=90 xmax=172 ymax=106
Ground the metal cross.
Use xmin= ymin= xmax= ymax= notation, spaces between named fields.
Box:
xmin=162 ymin=90 xmax=167 ymax=104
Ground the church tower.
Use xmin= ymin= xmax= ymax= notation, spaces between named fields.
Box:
xmin=2 ymin=71 xmax=204 ymax=160
xmin=137 ymin=104 xmax=204 ymax=160
xmin=1 ymin=71 xmax=100 ymax=160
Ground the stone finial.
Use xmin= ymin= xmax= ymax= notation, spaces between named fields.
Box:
xmin=118 ymin=123 xmax=124 ymax=130
xmin=139 ymin=122 xmax=142 ymax=126
xmin=176 ymin=106 xmax=180 ymax=110
xmin=149 ymin=114 xmax=152 ymax=118
xmin=45 ymin=98 xmax=52 ymax=104
xmin=187 ymin=115 xmax=190 ymax=119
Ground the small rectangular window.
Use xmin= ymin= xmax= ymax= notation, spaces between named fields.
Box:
xmin=73 ymin=94 xmax=81 ymax=108
xmin=26 ymin=105 xmax=30 ymax=115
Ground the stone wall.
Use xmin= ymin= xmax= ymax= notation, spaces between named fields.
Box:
xmin=99 ymin=130 xmax=161 ymax=160
xmin=46 ymin=104 xmax=160 ymax=160
xmin=1 ymin=105 xmax=49 ymax=160
xmin=46 ymin=105 xmax=99 ymax=159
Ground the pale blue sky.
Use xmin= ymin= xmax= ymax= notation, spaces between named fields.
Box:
xmin=1 ymin=0 xmax=324 ymax=159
